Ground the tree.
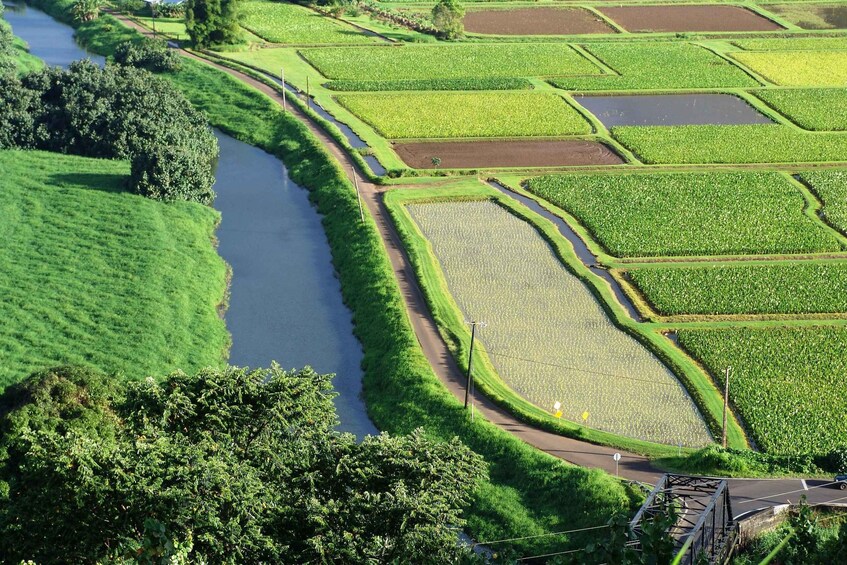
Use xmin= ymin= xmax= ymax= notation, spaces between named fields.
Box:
xmin=130 ymin=145 xmax=216 ymax=204
xmin=185 ymin=0 xmax=242 ymax=48
xmin=0 ymin=365 xmax=485 ymax=563
xmin=113 ymin=38 xmax=181 ymax=72
xmin=71 ymin=0 xmax=102 ymax=23
xmin=431 ymin=0 xmax=464 ymax=40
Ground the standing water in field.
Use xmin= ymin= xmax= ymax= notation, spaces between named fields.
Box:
xmin=2 ymin=0 xmax=105 ymax=68
xmin=576 ymin=94 xmax=773 ymax=128
xmin=213 ymin=132 xmax=376 ymax=439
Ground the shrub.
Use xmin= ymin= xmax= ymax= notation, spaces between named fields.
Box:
xmin=432 ymin=0 xmax=464 ymax=39
xmin=185 ymin=0 xmax=242 ymax=48
xmin=821 ymin=446 xmax=847 ymax=473
xmin=130 ymin=145 xmax=216 ymax=204
xmin=112 ymin=37 xmax=181 ymax=72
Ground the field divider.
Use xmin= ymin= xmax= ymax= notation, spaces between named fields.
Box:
xmin=784 ymin=172 xmax=847 ymax=245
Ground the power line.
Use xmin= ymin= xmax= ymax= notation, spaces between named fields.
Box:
xmin=516 ymin=546 xmax=587 ymax=561
xmin=486 ymin=350 xmax=681 ymax=387
xmin=475 ymin=524 xmax=611 ymax=546
xmin=735 ymin=480 xmax=841 ymax=505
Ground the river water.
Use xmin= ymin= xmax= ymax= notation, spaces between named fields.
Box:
xmin=5 ymin=3 xmax=377 ymax=438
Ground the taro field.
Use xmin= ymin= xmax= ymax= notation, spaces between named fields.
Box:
xmin=212 ymin=1 xmax=847 ymax=457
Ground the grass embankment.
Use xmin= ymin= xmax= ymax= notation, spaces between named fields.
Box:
xmin=49 ymin=5 xmax=643 ymax=553
xmin=0 ymin=150 xmax=228 ymax=389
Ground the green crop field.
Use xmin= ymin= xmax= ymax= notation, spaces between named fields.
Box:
xmin=802 ymin=170 xmax=847 ymax=233
xmin=240 ymin=0 xmax=379 ymax=44
xmin=0 ymin=150 xmax=228 ymax=389
xmin=732 ymin=51 xmax=847 ymax=86
xmin=299 ymin=43 xmax=600 ymax=80
xmin=407 ymin=199 xmax=712 ymax=446
xmin=550 ymin=43 xmax=759 ymax=91
xmin=754 ymin=88 xmax=847 ymax=131
xmin=627 ymin=263 xmax=847 ymax=316
xmin=324 ymin=77 xmax=533 ymax=91
xmin=732 ymin=37 xmax=847 ymax=51
xmin=613 ymin=125 xmax=847 ymax=164
xmin=335 ymin=92 xmax=591 ymax=138
xmin=678 ymin=327 xmax=847 ymax=455
xmin=525 ymin=172 xmax=841 ymax=257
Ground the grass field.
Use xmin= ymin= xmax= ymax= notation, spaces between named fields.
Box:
xmin=802 ymin=170 xmax=847 ymax=233
xmin=551 ymin=43 xmax=759 ymax=90
xmin=754 ymin=88 xmax=847 ymax=131
xmin=627 ymin=262 xmax=847 ymax=316
xmin=0 ymin=150 xmax=228 ymax=389
xmin=731 ymin=51 xmax=847 ymax=86
xmin=678 ymin=327 xmax=847 ymax=455
xmin=299 ymin=43 xmax=600 ymax=80
xmin=613 ymin=125 xmax=847 ymax=164
xmin=732 ymin=37 xmax=847 ymax=50
xmin=240 ymin=0 xmax=379 ymax=44
xmin=335 ymin=92 xmax=591 ymax=138
xmin=525 ymin=172 xmax=842 ymax=257
xmin=406 ymin=199 xmax=711 ymax=446
xmin=324 ymin=77 xmax=533 ymax=91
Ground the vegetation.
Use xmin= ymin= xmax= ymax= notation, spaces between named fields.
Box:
xmin=0 ymin=61 xmax=217 ymax=203
xmin=803 ymin=170 xmax=847 ymax=233
xmin=627 ymin=262 xmax=847 ymax=316
xmin=525 ymin=172 xmax=841 ymax=257
xmin=754 ymin=88 xmax=847 ymax=131
xmin=613 ymin=124 xmax=847 ymax=164
xmin=325 ymin=77 xmax=533 ymax=91
xmin=336 ymin=91 xmax=591 ymax=138
xmin=0 ymin=149 xmax=227 ymax=389
xmin=240 ymin=0 xmax=377 ymax=44
xmin=551 ymin=43 xmax=758 ymax=90
xmin=0 ymin=365 xmax=485 ymax=562
xmin=185 ymin=0 xmax=242 ymax=47
xmin=299 ymin=43 xmax=600 ymax=81
xmin=404 ymin=199 xmax=710 ymax=446
xmin=431 ymin=0 xmax=464 ymax=40
xmin=678 ymin=326 xmax=847 ymax=455
xmin=732 ymin=50 xmax=847 ymax=86
xmin=732 ymin=37 xmax=847 ymax=50
xmin=112 ymin=37 xmax=181 ymax=72
xmin=71 ymin=0 xmax=101 ymax=22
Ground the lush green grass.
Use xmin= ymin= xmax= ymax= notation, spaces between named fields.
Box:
xmin=299 ymin=43 xmax=600 ymax=81
xmin=732 ymin=50 xmax=847 ymax=86
xmin=525 ymin=172 xmax=842 ymax=257
xmin=678 ymin=327 xmax=847 ymax=455
xmin=10 ymin=34 xmax=43 ymax=74
xmin=335 ymin=91 xmax=591 ymax=138
xmin=404 ymin=199 xmax=711 ymax=446
xmin=134 ymin=16 xmax=189 ymax=40
xmin=0 ymin=150 xmax=228 ymax=389
xmin=803 ymin=170 xmax=847 ymax=234
xmin=240 ymin=0 xmax=378 ymax=44
xmin=551 ymin=43 xmax=759 ymax=91
xmin=613 ymin=124 xmax=847 ymax=164
xmin=732 ymin=37 xmax=847 ymax=50
xmin=754 ymin=88 xmax=847 ymax=131
xmin=324 ymin=77 xmax=533 ymax=91
xmin=627 ymin=262 xmax=847 ymax=316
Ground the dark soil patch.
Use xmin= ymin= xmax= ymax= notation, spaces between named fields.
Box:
xmin=394 ymin=140 xmax=625 ymax=169
xmin=463 ymin=7 xmax=616 ymax=35
xmin=598 ymin=5 xmax=784 ymax=33
xmin=770 ymin=3 xmax=847 ymax=29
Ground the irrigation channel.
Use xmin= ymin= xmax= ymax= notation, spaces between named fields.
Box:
xmin=6 ymin=3 xmax=377 ymax=439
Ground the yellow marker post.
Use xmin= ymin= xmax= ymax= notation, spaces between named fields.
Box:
xmin=581 ymin=411 xmax=590 ymax=424
xmin=554 ymin=410 xmax=563 ymax=419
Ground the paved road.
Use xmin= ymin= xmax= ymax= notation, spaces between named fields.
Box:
xmin=116 ymin=14 xmax=847 ymax=516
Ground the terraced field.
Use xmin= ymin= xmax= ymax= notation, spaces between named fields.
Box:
xmin=240 ymin=0 xmax=379 ymax=44
xmin=731 ymin=50 xmax=847 ymax=86
xmin=753 ymin=89 xmax=847 ymax=131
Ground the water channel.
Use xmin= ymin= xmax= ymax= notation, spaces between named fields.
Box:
xmin=5 ymin=3 xmax=377 ymax=438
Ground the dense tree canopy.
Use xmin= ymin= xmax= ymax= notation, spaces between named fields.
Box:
xmin=185 ymin=0 xmax=242 ymax=48
xmin=0 ymin=365 xmax=485 ymax=563
xmin=432 ymin=0 xmax=464 ymax=40
xmin=0 ymin=60 xmax=217 ymax=203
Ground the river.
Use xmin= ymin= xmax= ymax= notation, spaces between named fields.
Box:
xmin=4 ymin=2 xmax=377 ymax=438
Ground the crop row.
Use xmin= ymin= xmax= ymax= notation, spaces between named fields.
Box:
xmin=299 ymin=43 xmax=600 ymax=81
xmin=803 ymin=170 xmax=847 ymax=235
xmin=732 ymin=50 xmax=847 ymax=86
xmin=551 ymin=43 xmax=758 ymax=91
xmin=678 ymin=327 xmax=847 ymax=455
xmin=613 ymin=124 xmax=847 ymax=164
xmin=324 ymin=77 xmax=533 ymax=91
xmin=732 ymin=37 xmax=847 ymax=51
xmin=628 ymin=262 xmax=847 ymax=316
xmin=336 ymin=92 xmax=591 ymax=138
xmin=239 ymin=0 xmax=378 ymax=44
xmin=525 ymin=172 xmax=842 ymax=258
xmin=754 ymin=88 xmax=847 ymax=131
xmin=407 ymin=199 xmax=712 ymax=446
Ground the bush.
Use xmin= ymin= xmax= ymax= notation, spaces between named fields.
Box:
xmin=112 ymin=37 xmax=181 ymax=72
xmin=130 ymin=145 xmax=216 ymax=204
xmin=432 ymin=0 xmax=464 ymax=39
xmin=820 ymin=446 xmax=847 ymax=473
xmin=185 ymin=0 xmax=242 ymax=48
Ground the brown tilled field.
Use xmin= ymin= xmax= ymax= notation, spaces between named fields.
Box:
xmin=598 ymin=5 xmax=783 ymax=32
xmin=463 ymin=7 xmax=616 ymax=35
xmin=394 ymin=140 xmax=625 ymax=169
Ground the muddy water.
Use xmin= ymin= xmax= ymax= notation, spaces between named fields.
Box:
xmin=576 ymin=93 xmax=773 ymax=128
xmin=820 ymin=6 xmax=847 ymax=28
xmin=7 ymin=3 xmax=377 ymax=438
xmin=2 ymin=0 xmax=104 ymax=67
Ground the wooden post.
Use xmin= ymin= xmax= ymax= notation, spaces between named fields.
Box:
xmin=306 ymin=76 xmax=310 ymax=109
xmin=281 ymin=67 xmax=286 ymax=113
xmin=722 ymin=366 xmax=731 ymax=448
xmin=352 ymin=168 xmax=363 ymax=222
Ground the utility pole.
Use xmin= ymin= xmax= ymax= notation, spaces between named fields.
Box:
xmin=352 ymin=167 xmax=363 ymax=222
xmin=722 ymin=366 xmax=732 ymax=448
xmin=463 ymin=321 xmax=486 ymax=418
xmin=281 ymin=68 xmax=286 ymax=113
xmin=306 ymin=76 xmax=310 ymax=110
